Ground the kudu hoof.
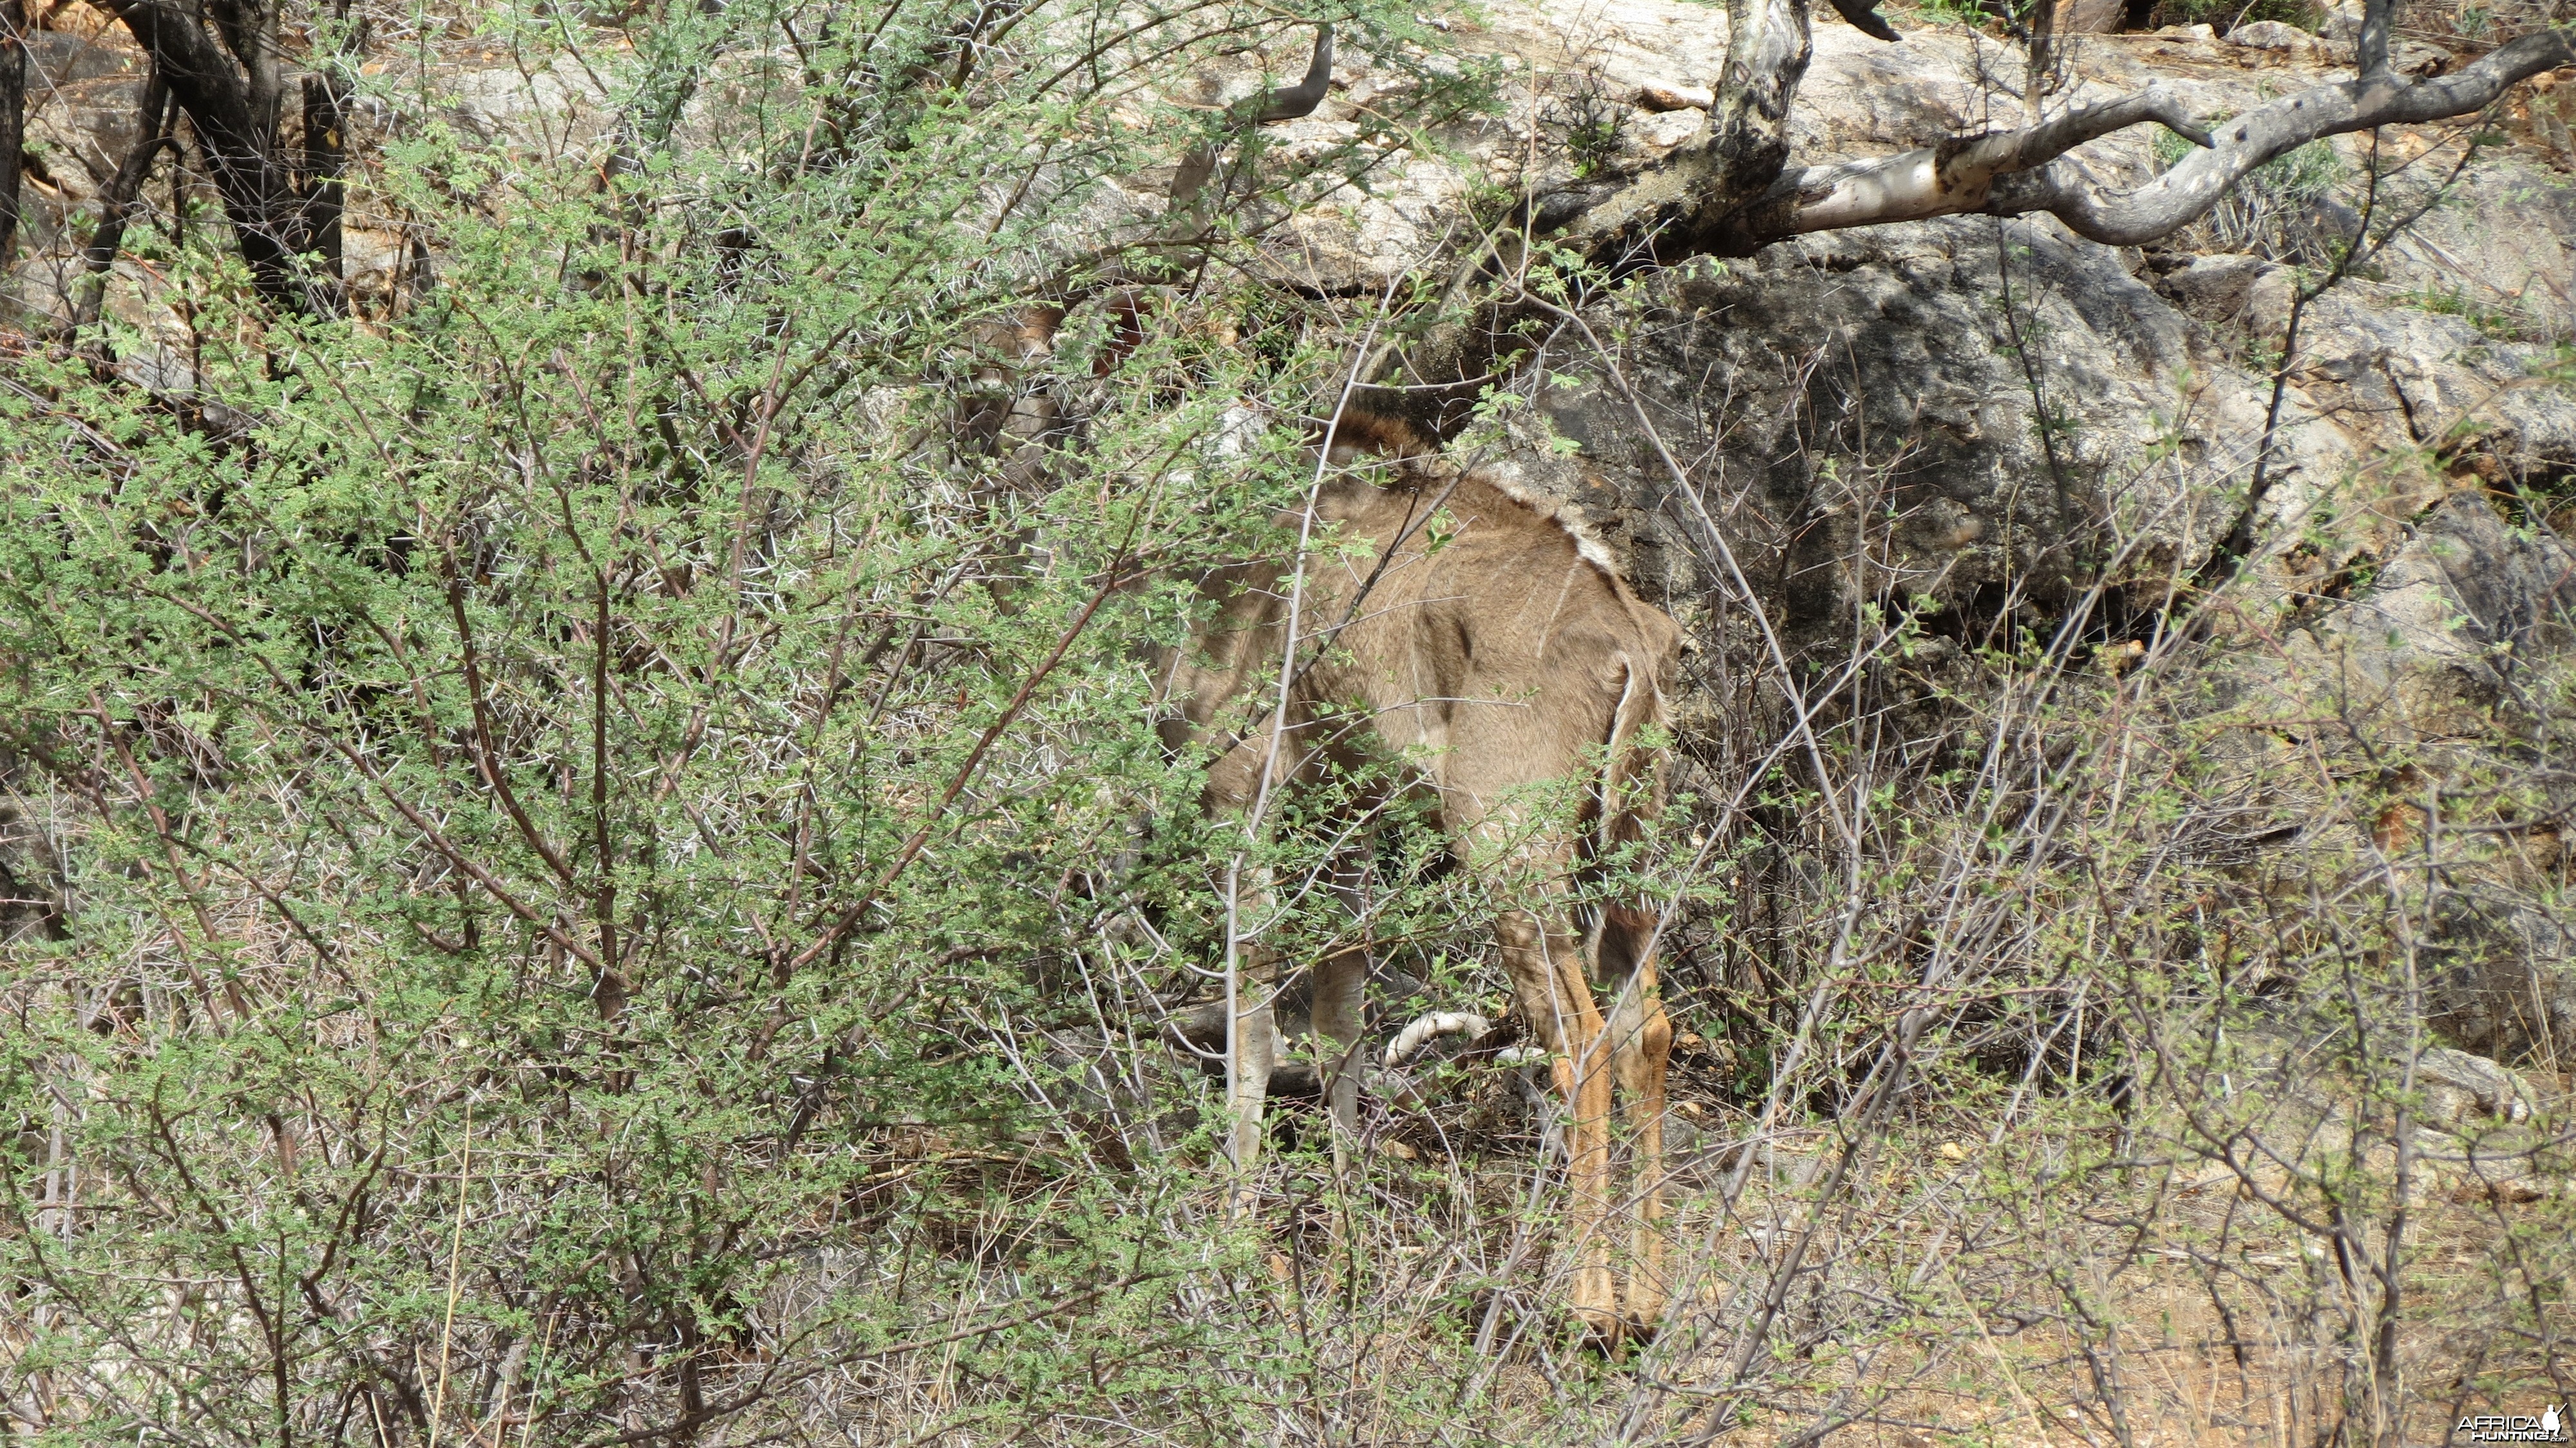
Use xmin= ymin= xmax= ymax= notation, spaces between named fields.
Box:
xmin=1569 ymin=1287 xmax=1664 ymax=1354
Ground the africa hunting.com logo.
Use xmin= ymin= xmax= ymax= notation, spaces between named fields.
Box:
xmin=2458 ymin=1405 xmax=2567 ymax=1443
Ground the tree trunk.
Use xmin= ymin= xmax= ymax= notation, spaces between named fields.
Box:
xmin=88 ymin=0 xmax=343 ymax=316
xmin=0 ymin=0 xmax=26 ymax=271
xmin=72 ymin=64 xmax=173 ymax=330
xmin=298 ymin=68 xmax=345 ymax=292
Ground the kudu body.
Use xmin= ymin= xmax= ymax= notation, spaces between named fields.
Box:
xmin=965 ymin=23 xmax=1683 ymax=1335
xmin=1154 ymin=419 xmax=1681 ymax=1335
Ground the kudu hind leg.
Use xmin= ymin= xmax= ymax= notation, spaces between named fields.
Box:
xmin=1497 ymin=908 xmax=1617 ymax=1335
xmin=1309 ymin=942 xmax=1368 ymax=1159
xmin=1605 ymin=946 xmax=1673 ymax=1330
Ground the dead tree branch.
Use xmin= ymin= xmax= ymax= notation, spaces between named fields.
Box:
xmin=85 ymin=0 xmax=346 ymax=314
xmin=1548 ymin=0 xmax=2561 ymax=261
xmin=0 ymin=0 xmax=25 ymax=268
xmin=1988 ymin=35 xmax=2561 ymax=244
xmin=72 ymin=64 xmax=175 ymax=331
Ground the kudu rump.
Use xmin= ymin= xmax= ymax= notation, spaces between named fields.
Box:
xmin=1155 ymin=414 xmax=1683 ymax=1336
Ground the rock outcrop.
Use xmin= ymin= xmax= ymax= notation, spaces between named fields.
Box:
xmin=1225 ymin=0 xmax=2576 ymax=633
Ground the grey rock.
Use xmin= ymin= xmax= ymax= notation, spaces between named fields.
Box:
xmin=2289 ymin=493 xmax=2576 ymax=731
xmin=2429 ymin=899 xmax=2576 ymax=1066
xmin=2392 ymin=37 xmax=2454 ymax=73
xmin=2062 ymin=0 xmax=2129 ymax=32
xmin=2219 ymin=18 xmax=2363 ymax=65
xmin=23 ymin=75 xmax=153 ymax=206
xmin=2156 ymin=252 xmax=2277 ymax=325
xmin=446 ymin=53 xmax=616 ymax=153
xmin=1526 ymin=218 xmax=2348 ymax=643
xmin=2228 ymin=19 xmax=2318 ymax=48
xmin=2414 ymin=1047 xmax=2543 ymax=1125
xmin=25 ymin=32 xmax=140 ymax=86
xmin=2220 ymin=495 xmax=2576 ymax=1063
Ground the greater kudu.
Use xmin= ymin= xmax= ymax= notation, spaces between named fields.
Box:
xmin=1155 ymin=415 xmax=1681 ymax=1337
xmin=969 ymin=23 xmax=1683 ymax=1336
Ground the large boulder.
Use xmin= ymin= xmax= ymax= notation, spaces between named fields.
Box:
xmin=1530 ymin=217 xmax=2354 ymax=634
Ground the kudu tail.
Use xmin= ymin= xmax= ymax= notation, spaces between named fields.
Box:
xmin=1586 ymin=651 xmax=1667 ymax=977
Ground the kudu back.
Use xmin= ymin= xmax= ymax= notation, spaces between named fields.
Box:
xmin=1156 ymin=417 xmax=1682 ymax=1336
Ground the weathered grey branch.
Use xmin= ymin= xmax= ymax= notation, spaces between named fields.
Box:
xmin=1709 ymin=0 xmax=1819 ymax=216
xmin=2358 ymin=0 xmax=2394 ymax=77
xmin=1558 ymin=25 xmax=2571 ymax=263
xmin=1991 ymin=29 xmax=2575 ymax=245
xmin=1747 ymin=86 xmax=2211 ymax=238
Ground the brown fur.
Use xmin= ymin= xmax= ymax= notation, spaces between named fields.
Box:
xmin=1156 ymin=426 xmax=1682 ymax=1338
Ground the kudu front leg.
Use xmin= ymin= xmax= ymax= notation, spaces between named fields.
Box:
xmin=1224 ymin=938 xmax=1278 ymax=1217
xmin=1497 ymin=909 xmax=1616 ymax=1336
xmin=1309 ymin=942 xmax=1368 ymax=1165
xmin=1606 ymin=957 xmax=1674 ymax=1331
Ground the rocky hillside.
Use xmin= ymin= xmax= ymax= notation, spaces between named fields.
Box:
xmin=1269 ymin=0 xmax=2576 ymax=620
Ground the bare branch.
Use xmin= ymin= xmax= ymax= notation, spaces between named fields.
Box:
xmin=2359 ymin=0 xmax=2395 ymax=76
xmin=1748 ymin=87 xmax=2211 ymax=240
xmin=1993 ymin=31 xmax=2571 ymax=244
xmin=1560 ymin=28 xmax=2570 ymax=262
